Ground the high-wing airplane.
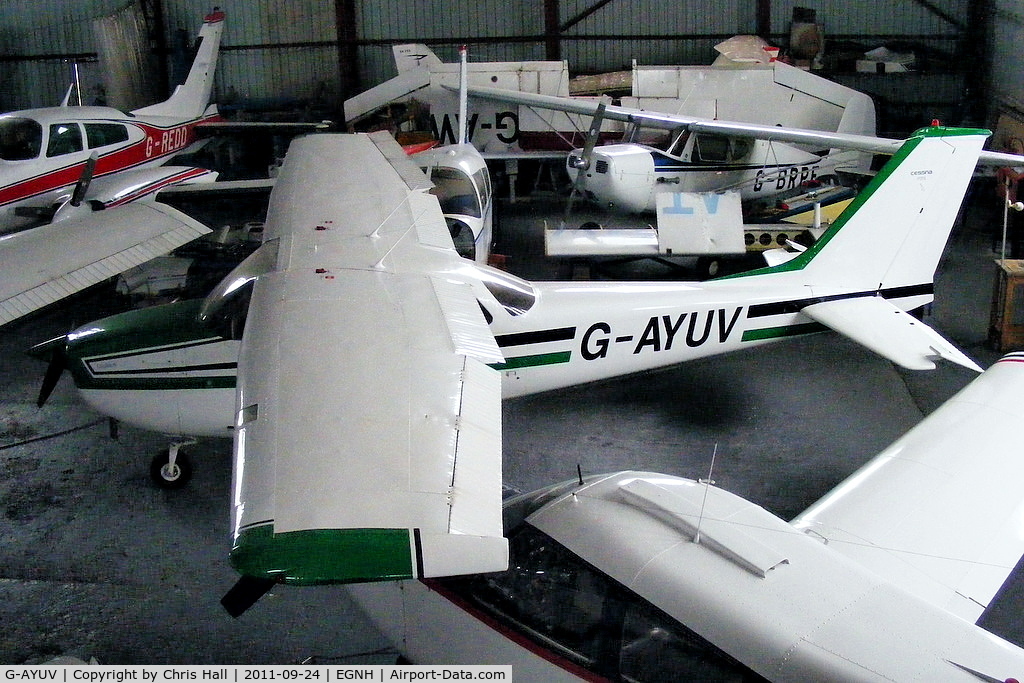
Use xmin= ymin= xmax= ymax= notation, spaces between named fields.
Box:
xmin=0 ymin=9 xmax=224 ymax=234
xmin=465 ymin=84 xmax=1024 ymax=216
xmin=346 ymin=352 xmax=1024 ymax=679
xmin=349 ymin=40 xmax=876 ymax=159
xmin=31 ymin=125 xmax=1000 ymax=501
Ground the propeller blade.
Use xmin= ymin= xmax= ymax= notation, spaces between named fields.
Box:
xmin=562 ymin=97 xmax=608 ymax=228
xmin=35 ymin=336 xmax=68 ymax=408
xmin=221 ymin=575 xmax=277 ymax=618
xmin=69 ymin=152 xmax=98 ymax=207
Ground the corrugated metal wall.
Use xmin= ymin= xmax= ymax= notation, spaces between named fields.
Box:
xmin=0 ymin=1 xmax=983 ymax=118
xmin=992 ymin=0 xmax=1024 ymax=115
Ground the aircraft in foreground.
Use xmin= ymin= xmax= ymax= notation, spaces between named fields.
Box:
xmin=347 ymin=352 xmax=1024 ymax=680
xmin=33 ymin=124 xmax=998 ymax=491
xmin=0 ymin=10 xmax=226 ymax=233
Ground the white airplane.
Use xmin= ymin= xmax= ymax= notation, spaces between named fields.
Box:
xmin=0 ymin=9 xmax=230 ymax=327
xmin=30 ymin=124 xmax=1000 ymax=501
xmin=463 ymin=85 xmax=1024 ymax=264
xmin=0 ymin=10 xmax=225 ymax=233
xmin=348 ymin=39 xmax=876 ymax=162
xmin=466 ymin=85 xmax=1024 ymax=214
xmin=411 ymin=47 xmax=493 ymax=264
xmin=346 ymin=352 xmax=1024 ymax=679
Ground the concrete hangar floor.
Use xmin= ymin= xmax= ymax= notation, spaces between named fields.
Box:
xmin=0 ymin=187 xmax=1021 ymax=665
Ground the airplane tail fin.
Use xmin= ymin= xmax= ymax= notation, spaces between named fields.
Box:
xmin=393 ymin=44 xmax=444 ymax=73
xmin=769 ymin=125 xmax=986 ymax=293
xmin=132 ymin=9 xmax=224 ymax=119
xmin=727 ymin=126 xmax=988 ymax=372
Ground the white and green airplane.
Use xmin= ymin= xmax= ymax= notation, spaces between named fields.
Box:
xmin=24 ymin=123 xmax=1024 ymax=676
xmin=34 ymin=123 xmax=991 ymax=495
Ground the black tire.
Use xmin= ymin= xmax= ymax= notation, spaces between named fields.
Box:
xmin=150 ymin=448 xmax=193 ymax=489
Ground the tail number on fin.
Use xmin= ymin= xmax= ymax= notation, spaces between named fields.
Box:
xmin=580 ymin=308 xmax=744 ymax=360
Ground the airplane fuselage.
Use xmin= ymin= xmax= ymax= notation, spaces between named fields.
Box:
xmin=0 ymin=107 xmax=219 ymax=231
xmin=53 ymin=259 xmax=932 ymax=438
xmin=567 ymin=138 xmax=839 ymax=214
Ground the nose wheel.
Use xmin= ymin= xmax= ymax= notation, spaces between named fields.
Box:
xmin=150 ymin=440 xmax=196 ymax=489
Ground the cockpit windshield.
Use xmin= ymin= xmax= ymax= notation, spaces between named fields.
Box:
xmin=474 ymin=267 xmax=536 ymax=316
xmin=0 ymin=118 xmax=42 ymax=161
xmin=430 ymin=166 xmax=482 ymax=218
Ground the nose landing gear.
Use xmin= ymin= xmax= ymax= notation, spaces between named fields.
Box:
xmin=150 ymin=439 xmax=196 ymax=489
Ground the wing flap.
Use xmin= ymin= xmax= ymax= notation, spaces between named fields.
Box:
xmin=0 ymin=202 xmax=210 ymax=326
xmin=801 ymin=296 xmax=981 ymax=372
xmin=792 ymin=354 xmax=1024 ymax=622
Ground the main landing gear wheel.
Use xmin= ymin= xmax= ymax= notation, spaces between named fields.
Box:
xmin=150 ymin=442 xmax=194 ymax=489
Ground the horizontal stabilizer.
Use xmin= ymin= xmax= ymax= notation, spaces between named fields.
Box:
xmin=0 ymin=202 xmax=211 ymax=327
xmin=801 ymin=296 xmax=981 ymax=372
xmin=792 ymin=353 xmax=1024 ymax=622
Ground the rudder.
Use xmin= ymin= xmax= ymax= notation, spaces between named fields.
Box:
xmin=755 ymin=126 xmax=988 ymax=293
xmin=132 ymin=9 xmax=225 ymax=119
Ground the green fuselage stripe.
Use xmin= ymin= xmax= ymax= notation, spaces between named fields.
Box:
xmin=230 ymin=524 xmax=414 ymax=585
xmin=490 ymin=351 xmax=571 ymax=370
xmin=73 ymin=375 xmax=237 ymax=391
xmin=742 ymin=321 xmax=827 ymax=342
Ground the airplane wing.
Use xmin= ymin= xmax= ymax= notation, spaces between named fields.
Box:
xmin=791 ymin=353 xmax=1024 ymax=623
xmin=462 ymin=85 xmax=1024 ymax=166
xmin=225 ymin=131 xmax=507 ymax=607
xmin=0 ymin=202 xmax=210 ymax=326
xmin=801 ymin=296 xmax=983 ymax=372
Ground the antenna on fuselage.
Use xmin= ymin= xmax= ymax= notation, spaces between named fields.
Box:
xmin=693 ymin=443 xmax=718 ymax=545
xmin=458 ymin=45 xmax=468 ymax=145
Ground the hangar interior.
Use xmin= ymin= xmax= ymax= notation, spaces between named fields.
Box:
xmin=2 ymin=0 xmax=1024 ymax=672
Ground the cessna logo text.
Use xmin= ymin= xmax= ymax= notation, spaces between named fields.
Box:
xmin=581 ymin=308 xmax=744 ymax=360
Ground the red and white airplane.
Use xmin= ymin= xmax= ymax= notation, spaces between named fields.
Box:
xmin=0 ymin=9 xmax=239 ymax=326
xmin=0 ymin=8 xmax=225 ymax=233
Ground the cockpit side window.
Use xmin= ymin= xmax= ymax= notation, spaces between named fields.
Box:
xmin=692 ymin=134 xmax=730 ymax=163
xmin=47 ymin=123 xmax=84 ymax=157
xmin=85 ymin=123 xmax=130 ymax=148
xmin=0 ymin=118 xmax=42 ymax=160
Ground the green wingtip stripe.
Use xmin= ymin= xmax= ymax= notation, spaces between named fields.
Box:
xmin=490 ymin=350 xmax=571 ymax=370
xmin=229 ymin=524 xmax=414 ymax=585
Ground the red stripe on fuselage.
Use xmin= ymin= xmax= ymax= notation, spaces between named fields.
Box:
xmin=0 ymin=112 xmax=220 ymax=208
